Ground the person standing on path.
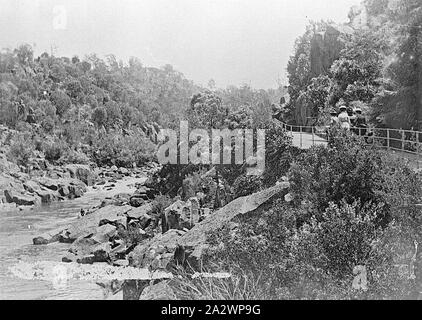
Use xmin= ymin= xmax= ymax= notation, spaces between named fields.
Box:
xmin=338 ymin=106 xmax=351 ymax=131
xmin=354 ymin=108 xmax=367 ymax=136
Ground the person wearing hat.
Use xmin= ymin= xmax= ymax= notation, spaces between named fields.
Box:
xmin=354 ymin=108 xmax=367 ymax=136
xmin=329 ymin=109 xmax=339 ymax=127
xmin=326 ymin=109 xmax=340 ymax=140
xmin=347 ymin=107 xmax=356 ymax=126
xmin=338 ymin=105 xmax=351 ymax=130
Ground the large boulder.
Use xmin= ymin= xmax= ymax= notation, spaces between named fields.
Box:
xmin=65 ymin=164 xmax=96 ymax=186
xmin=36 ymin=189 xmax=58 ymax=204
xmin=34 ymin=177 xmax=60 ymax=191
xmin=162 ymin=198 xmax=202 ymax=231
xmin=33 ymin=227 xmax=67 ymax=245
xmin=0 ymin=173 xmax=25 ymax=204
xmin=4 ymin=189 xmax=40 ymax=206
xmin=127 ymin=203 xmax=154 ymax=229
xmin=176 ymin=182 xmax=290 ymax=267
xmin=33 ymin=177 xmax=87 ymax=200
xmin=129 ymin=184 xmax=289 ymax=271
xmin=127 ymin=203 xmax=154 ymax=219
xmin=63 ymin=205 xmax=131 ymax=242
xmin=128 ymin=229 xmax=185 ymax=271
xmin=91 ymin=224 xmax=118 ymax=243
xmin=33 ymin=205 xmax=132 ymax=245
xmin=23 ymin=180 xmax=41 ymax=194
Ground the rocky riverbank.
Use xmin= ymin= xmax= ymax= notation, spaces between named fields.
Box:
xmin=29 ymin=171 xmax=290 ymax=299
xmin=0 ymin=124 xmax=158 ymax=212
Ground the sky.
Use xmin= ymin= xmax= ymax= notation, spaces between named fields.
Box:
xmin=0 ymin=0 xmax=361 ymax=89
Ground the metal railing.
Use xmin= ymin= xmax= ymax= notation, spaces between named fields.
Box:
xmin=280 ymin=122 xmax=422 ymax=170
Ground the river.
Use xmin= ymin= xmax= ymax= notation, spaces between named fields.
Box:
xmin=0 ymin=176 xmax=146 ymax=300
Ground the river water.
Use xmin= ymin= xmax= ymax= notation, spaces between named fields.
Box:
xmin=0 ymin=176 xmax=145 ymax=300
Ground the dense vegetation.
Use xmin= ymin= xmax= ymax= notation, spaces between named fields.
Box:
xmin=1 ymin=0 xmax=421 ymax=300
xmin=194 ymin=130 xmax=422 ymax=300
xmin=286 ymin=0 xmax=422 ymax=131
xmin=0 ymin=45 xmax=284 ymax=169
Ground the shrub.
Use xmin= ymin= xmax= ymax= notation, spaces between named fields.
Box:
xmin=205 ymin=199 xmax=416 ymax=299
xmin=289 ymin=131 xmax=385 ymax=215
xmin=203 ymin=133 xmax=421 ymax=300
xmin=262 ymin=120 xmax=298 ymax=187
xmin=7 ymin=134 xmax=34 ymax=166
xmin=62 ymin=149 xmax=91 ymax=164
xmin=91 ymin=132 xmax=156 ymax=168
xmin=15 ymin=121 xmax=33 ymax=133
xmin=43 ymin=140 xmax=68 ymax=162
xmin=51 ymin=90 xmax=72 ymax=117
xmin=232 ymin=174 xmax=263 ymax=199
xmin=41 ymin=117 xmax=55 ymax=133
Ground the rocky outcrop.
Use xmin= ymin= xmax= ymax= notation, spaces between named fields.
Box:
xmin=129 ymin=229 xmax=185 ymax=271
xmin=128 ymin=182 xmax=290 ymax=272
xmin=4 ymin=190 xmax=40 ymax=206
xmin=61 ymin=205 xmax=131 ymax=243
xmin=177 ymin=182 xmax=290 ymax=267
xmin=65 ymin=164 xmax=97 ymax=186
xmin=162 ymin=197 xmax=202 ymax=232
xmin=1 ymin=150 xmax=95 ymax=208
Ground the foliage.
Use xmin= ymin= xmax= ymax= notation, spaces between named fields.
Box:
xmin=287 ymin=0 xmax=422 ymax=130
xmin=188 ymin=91 xmax=228 ymax=129
xmin=43 ymin=140 xmax=68 ymax=162
xmin=7 ymin=133 xmax=34 ymax=166
xmin=205 ymin=133 xmax=421 ymax=299
xmin=90 ymin=131 xmax=156 ymax=168
xmin=61 ymin=149 xmax=91 ymax=165
xmin=262 ymin=120 xmax=297 ymax=187
xmin=232 ymin=174 xmax=263 ymax=199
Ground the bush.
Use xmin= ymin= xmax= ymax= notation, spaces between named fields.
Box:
xmin=289 ymin=131 xmax=384 ymax=215
xmin=205 ymin=199 xmax=416 ymax=299
xmin=91 ymin=131 xmax=156 ymax=168
xmin=41 ymin=117 xmax=55 ymax=133
xmin=262 ymin=120 xmax=298 ymax=187
xmin=61 ymin=149 xmax=91 ymax=164
xmin=203 ymin=132 xmax=422 ymax=300
xmin=7 ymin=134 xmax=34 ymax=166
xmin=43 ymin=140 xmax=68 ymax=162
xmin=232 ymin=174 xmax=263 ymax=199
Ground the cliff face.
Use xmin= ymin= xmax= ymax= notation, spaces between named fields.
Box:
xmin=310 ymin=25 xmax=353 ymax=77
xmin=294 ymin=24 xmax=353 ymax=126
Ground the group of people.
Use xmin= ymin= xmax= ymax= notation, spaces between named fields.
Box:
xmin=330 ymin=105 xmax=368 ymax=136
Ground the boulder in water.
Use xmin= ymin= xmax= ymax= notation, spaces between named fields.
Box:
xmin=4 ymin=189 xmax=40 ymax=206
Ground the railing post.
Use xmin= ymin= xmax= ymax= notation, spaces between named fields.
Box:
xmin=312 ymin=126 xmax=315 ymax=146
xmin=300 ymin=126 xmax=303 ymax=148
xmin=401 ymin=129 xmax=405 ymax=152
xmin=387 ymin=129 xmax=390 ymax=149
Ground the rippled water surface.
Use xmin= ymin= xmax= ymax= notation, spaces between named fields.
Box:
xmin=0 ymin=176 xmax=144 ymax=300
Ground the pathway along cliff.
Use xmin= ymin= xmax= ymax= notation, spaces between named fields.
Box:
xmin=0 ymin=168 xmax=152 ymax=300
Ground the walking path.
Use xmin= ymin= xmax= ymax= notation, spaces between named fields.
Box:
xmin=282 ymin=124 xmax=421 ymax=171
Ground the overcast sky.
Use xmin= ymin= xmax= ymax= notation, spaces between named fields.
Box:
xmin=0 ymin=0 xmax=361 ymax=89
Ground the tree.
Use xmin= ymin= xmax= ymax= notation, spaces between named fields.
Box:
xmin=91 ymin=106 xmax=108 ymax=128
xmin=188 ymin=91 xmax=227 ymax=129
xmin=300 ymin=75 xmax=331 ymax=122
xmin=14 ymin=44 xmax=34 ymax=66
xmin=50 ymin=90 xmax=72 ymax=117
xmin=328 ymin=30 xmax=384 ymax=108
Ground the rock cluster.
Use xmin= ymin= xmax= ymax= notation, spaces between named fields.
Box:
xmin=0 ymin=125 xmax=98 ymax=210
